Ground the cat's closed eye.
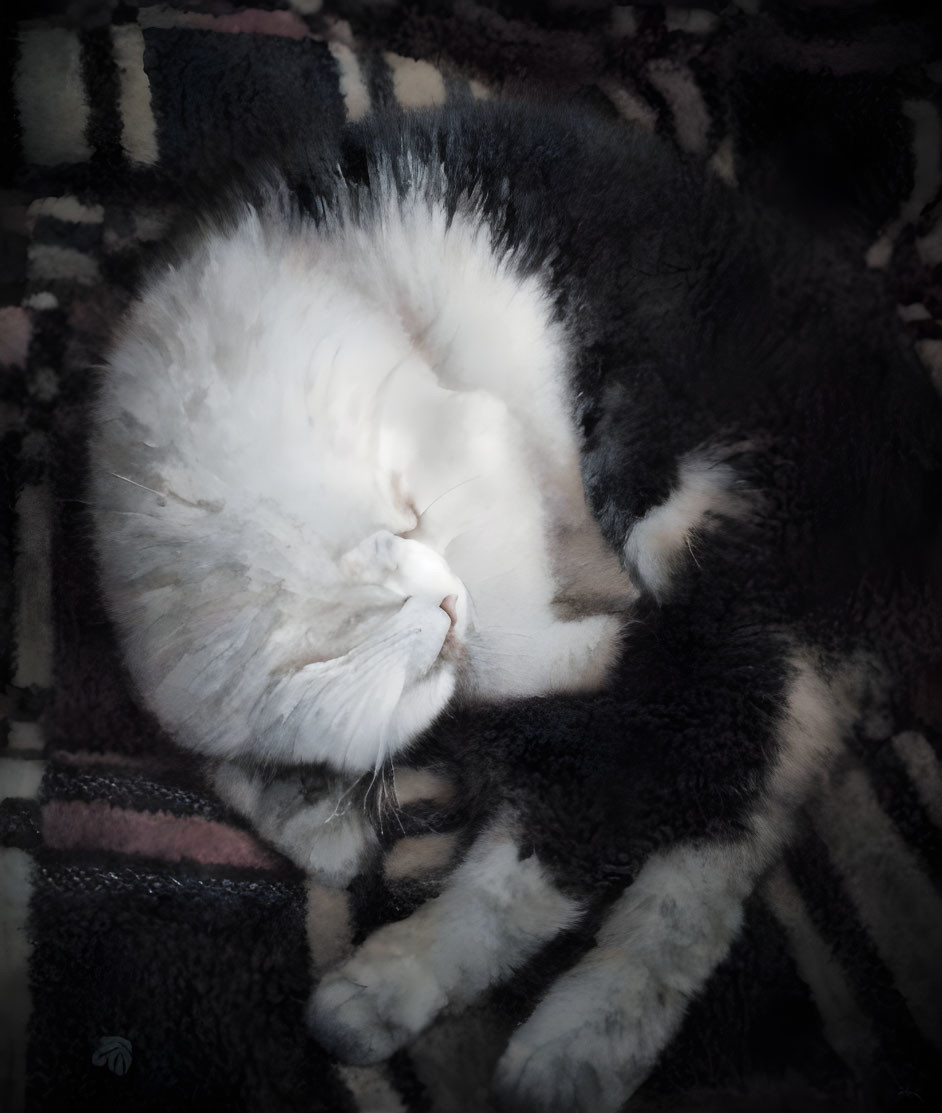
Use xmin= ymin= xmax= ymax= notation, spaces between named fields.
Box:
xmin=390 ymin=473 xmax=420 ymax=537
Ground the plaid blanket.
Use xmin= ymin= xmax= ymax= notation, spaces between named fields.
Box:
xmin=2 ymin=2 xmax=942 ymax=1111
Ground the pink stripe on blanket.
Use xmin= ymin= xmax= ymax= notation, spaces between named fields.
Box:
xmin=42 ymin=800 xmax=280 ymax=869
xmin=50 ymin=749 xmax=166 ymax=767
xmin=143 ymin=9 xmax=311 ymax=39
xmin=208 ymin=10 xmax=310 ymax=38
xmin=0 ymin=307 xmax=32 ymax=368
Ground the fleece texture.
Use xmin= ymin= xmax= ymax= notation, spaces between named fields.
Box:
xmin=2 ymin=2 xmax=941 ymax=1111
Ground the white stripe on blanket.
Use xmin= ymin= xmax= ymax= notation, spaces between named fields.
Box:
xmin=385 ymin=53 xmax=446 ymax=108
xmin=812 ymin=763 xmax=942 ymax=1047
xmin=26 ymin=244 xmax=100 ymax=285
xmin=764 ymin=862 xmax=880 ymax=1081
xmin=645 ymin=59 xmax=710 ymax=153
xmin=600 ymin=79 xmax=658 ymax=132
xmin=6 ymin=723 xmax=44 ymax=754
xmin=112 ymin=25 xmax=160 ymax=166
xmin=867 ymin=99 xmax=941 ymax=268
xmin=330 ymin=42 xmax=371 ymax=122
xmin=27 ymin=197 xmax=104 ymax=225
xmin=892 ymin=731 xmax=942 ymax=830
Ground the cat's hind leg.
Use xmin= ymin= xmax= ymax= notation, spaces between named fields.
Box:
xmin=491 ymin=653 xmax=853 ymax=1113
xmin=209 ymin=760 xmax=377 ymax=887
xmin=308 ymin=810 xmax=582 ymax=1065
xmin=491 ymin=839 xmax=757 ymax=1113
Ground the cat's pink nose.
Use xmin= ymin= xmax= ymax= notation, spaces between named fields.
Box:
xmin=439 ymin=595 xmax=458 ymax=629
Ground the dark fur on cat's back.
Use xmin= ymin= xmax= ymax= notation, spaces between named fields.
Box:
xmin=97 ymin=100 xmax=942 ymax=1111
xmin=306 ymin=101 xmax=942 ymax=855
xmin=304 ymin=105 xmax=942 ymax=1109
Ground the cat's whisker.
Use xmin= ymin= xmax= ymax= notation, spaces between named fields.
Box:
xmin=468 ymin=627 xmax=534 ymax=640
xmin=361 ymin=759 xmax=386 ymax=832
xmin=107 ymin=471 xmax=167 ymax=499
xmin=323 ymin=774 xmax=362 ymax=824
xmin=385 ymin=759 xmax=406 ymax=836
xmin=176 ymin=636 xmax=246 ymax=690
xmin=87 ymin=508 xmax=160 ymax=518
xmin=388 ymin=760 xmax=401 ymax=811
xmin=418 ymin=475 xmax=482 ymax=518
xmin=467 ymin=646 xmax=540 ymax=661
xmin=370 ymin=761 xmax=394 ymax=836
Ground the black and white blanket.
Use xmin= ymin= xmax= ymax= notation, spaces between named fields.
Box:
xmin=2 ymin=2 xmax=942 ymax=1111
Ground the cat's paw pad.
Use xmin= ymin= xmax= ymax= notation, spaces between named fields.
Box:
xmin=492 ymin=1037 xmax=603 ymax=1113
xmin=492 ymin=1009 xmax=638 ymax=1113
xmin=308 ymin=951 xmax=446 ymax=1065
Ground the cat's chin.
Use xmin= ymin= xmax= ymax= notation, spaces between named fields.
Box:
xmin=317 ymin=657 xmax=459 ymax=775
xmin=380 ymin=658 xmax=460 ymax=761
xmin=299 ymin=593 xmax=467 ymax=775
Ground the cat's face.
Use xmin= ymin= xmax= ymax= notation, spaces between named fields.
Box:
xmin=292 ymin=529 xmax=471 ymax=771
xmin=93 ymin=206 xmax=626 ymax=774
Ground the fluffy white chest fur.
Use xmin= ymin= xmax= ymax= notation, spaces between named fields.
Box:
xmin=92 ymin=191 xmax=629 ymax=773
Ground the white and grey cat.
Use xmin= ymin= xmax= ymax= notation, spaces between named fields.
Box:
xmin=92 ymin=175 xmax=628 ymax=767
xmin=90 ymin=102 xmax=942 ymax=1111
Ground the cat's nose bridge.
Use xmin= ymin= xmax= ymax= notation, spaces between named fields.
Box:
xmin=390 ymin=535 xmax=460 ymax=593
xmin=393 ymin=542 xmax=467 ymax=639
xmin=345 ymin=531 xmax=465 ymax=623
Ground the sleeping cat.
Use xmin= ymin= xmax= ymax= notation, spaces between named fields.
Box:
xmin=90 ymin=102 xmax=942 ymax=1111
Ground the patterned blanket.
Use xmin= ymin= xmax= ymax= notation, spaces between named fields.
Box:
xmin=2 ymin=2 xmax=942 ymax=1111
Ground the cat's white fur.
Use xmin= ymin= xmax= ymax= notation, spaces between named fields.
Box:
xmin=624 ymin=449 xmax=746 ymax=599
xmin=92 ymin=184 xmax=629 ymax=774
xmin=209 ymin=760 xmax=376 ymax=886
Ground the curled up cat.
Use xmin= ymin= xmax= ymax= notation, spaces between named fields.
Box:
xmin=89 ymin=102 xmax=942 ymax=1111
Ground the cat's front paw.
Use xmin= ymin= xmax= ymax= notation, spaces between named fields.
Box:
xmin=308 ymin=947 xmax=447 ymax=1065
xmin=492 ymin=1033 xmax=624 ymax=1113
xmin=491 ymin=986 xmax=650 ymax=1113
